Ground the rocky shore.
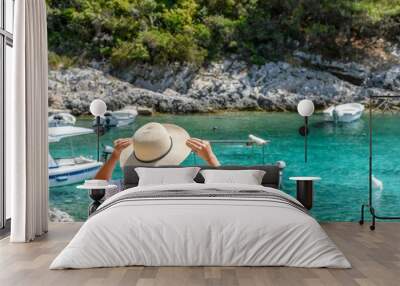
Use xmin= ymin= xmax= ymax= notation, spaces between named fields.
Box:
xmin=49 ymin=207 xmax=74 ymax=222
xmin=48 ymin=52 xmax=400 ymax=115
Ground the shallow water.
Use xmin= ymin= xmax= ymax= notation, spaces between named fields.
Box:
xmin=49 ymin=112 xmax=400 ymax=222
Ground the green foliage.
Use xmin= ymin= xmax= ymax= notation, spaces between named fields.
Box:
xmin=353 ymin=0 xmax=400 ymax=22
xmin=111 ymin=41 xmax=150 ymax=67
xmin=48 ymin=51 xmax=76 ymax=69
xmin=204 ymin=15 xmax=241 ymax=56
xmin=46 ymin=0 xmax=400 ymax=68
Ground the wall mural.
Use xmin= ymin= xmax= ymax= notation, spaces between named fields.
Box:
xmin=47 ymin=0 xmax=400 ymax=222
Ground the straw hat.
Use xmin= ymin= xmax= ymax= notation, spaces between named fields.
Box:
xmin=119 ymin=122 xmax=191 ymax=167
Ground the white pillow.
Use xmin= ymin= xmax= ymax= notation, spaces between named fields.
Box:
xmin=200 ymin=169 xmax=266 ymax=185
xmin=135 ymin=167 xmax=200 ymax=186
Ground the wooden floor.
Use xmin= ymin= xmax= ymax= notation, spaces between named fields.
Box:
xmin=0 ymin=222 xmax=399 ymax=286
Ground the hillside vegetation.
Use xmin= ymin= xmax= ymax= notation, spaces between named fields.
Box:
xmin=47 ymin=0 xmax=400 ymax=69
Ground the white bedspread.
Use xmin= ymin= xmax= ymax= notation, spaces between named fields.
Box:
xmin=50 ymin=183 xmax=351 ymax=269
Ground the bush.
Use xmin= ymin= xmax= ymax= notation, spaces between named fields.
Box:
xmin=46 ymin=0 xmax=400 ymax=68
xmin=48 ymin=51 xmax=75 ymax=69
xmin=111 ymin=41 xmax=150 ymax=67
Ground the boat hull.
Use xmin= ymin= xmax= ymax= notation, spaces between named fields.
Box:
xmin=93 ymin=110 xmax=137 ymax=129
xmin=116 ymin=118 xmax=135 ymax=127
xmin=323 ymin=111 xmax=363 ymax=123
xmin=48 ymin=113 xmax=76 ymax=127
xmin=49 ymin=161 xmax=103 ymax=187
xmin=323 ymin=103 xmax=364 ymax=123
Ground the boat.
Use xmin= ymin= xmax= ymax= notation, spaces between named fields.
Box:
xmin=93 ymin=109 xmax=138 ymax=129
xmin=49 ymin=126 xmax=103 ymax=187
xmin=48 ymin=112 xmax=76 ymax=127
xmin=48 ymin=126 xmax=94 ymax=143
xmin=49 ymin=155 xmax=103 ymax=187
xmin=113 ymin=109 xmax=138 ymax=127
xmin=323 ymin=103 xmax=365 ymax=123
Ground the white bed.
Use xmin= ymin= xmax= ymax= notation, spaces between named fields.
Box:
xmin=50 ymin=183 xmax=350 ymax=269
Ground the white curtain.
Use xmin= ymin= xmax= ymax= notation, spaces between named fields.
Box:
xmin=8 ymin=0 xmax=49 ymax=242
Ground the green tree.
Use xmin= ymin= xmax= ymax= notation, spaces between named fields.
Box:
xmin=46 ymin=0 xmax=400 ymax=68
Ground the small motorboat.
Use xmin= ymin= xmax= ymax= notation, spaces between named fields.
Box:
xmin=93 ymin=109 xmax=138 ymax=129
xmin=48 ymin=112 xmax=76 ymax=127
xmin=323 ymin=103 xmax=365 ymax=123
xmin=113 ymin=109 xmax=138 ymax=127
xmin=49 ymin=155 xmax=103 ymax=187
xmin=49 ymin=126 xmax=103 ymax=187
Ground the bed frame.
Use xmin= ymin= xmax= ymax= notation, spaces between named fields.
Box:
xmin=123 ymin=165 xmax=282 ymax=190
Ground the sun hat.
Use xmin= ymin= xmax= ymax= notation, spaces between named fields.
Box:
xmin=77 ymin=180 xmax=118 ymax=190
xmin=119 ymin=122 xmax=191 ymax=167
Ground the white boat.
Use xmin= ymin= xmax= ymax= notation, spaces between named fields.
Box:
xmin=48 ymin=113 xmax=76 ymax=127
xmin=48 ymin=126 xmax=94 ymax=143
xmin=49 ymin=126 xmax=103 ymax=187
xmin=49 ymin=155 xmax=103 ymax=187
xmin=323 ymin=103 xmax=365 ymax=123
xmin=113 ymin=109 xmax=138 ymax=127
xmin=93 ymin=109 xmax=138 ymax=129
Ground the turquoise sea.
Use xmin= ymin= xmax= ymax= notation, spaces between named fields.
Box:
xmin=49 ymin=112 xmax=400 ymax=222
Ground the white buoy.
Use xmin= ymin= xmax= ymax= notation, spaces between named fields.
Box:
xmin=372 ymin=175 xmax=384 ymax=191
xmin=248 ymin=134 xmax=267 ymax=145
xmin=276 ymin=160 xmax=286 ymax=169
xmin=103 ymin=145 xmax=114 ymax=153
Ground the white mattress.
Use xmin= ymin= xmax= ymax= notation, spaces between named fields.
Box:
xmin=50 ymin=183 xmax=350 ymax=269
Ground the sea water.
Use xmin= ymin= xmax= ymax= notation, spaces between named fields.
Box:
xmin=49 ymin=112 xmax=400 ymax=222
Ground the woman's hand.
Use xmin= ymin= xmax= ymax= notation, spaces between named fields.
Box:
xmin=95 ymin=138 xmax=132 ymax=180
xmin=112 ymin=138 xmax=133 ymax=159
xmin=186 ymin=138 xmax=220 ymax=167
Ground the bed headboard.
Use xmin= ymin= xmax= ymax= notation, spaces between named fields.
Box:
xmin=122 ymin=165 xmax=282 ymax=189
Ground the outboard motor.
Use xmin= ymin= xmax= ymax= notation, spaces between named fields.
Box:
xmin=101 ymin=145 xmax=114 ymax=162
xmin=103 ymin=113 xmax=113 ymax=129
xmin=332 ymin=107 xmax=339 ymax=124
xmin=92 ymin=112 xmax=118 ymax=132
xmin=276 ymin=160 xmax=286 ymax=189
xmin=52 ymin=114 xmax=63 ymax=126
xmin=92 ymin=122 xmax=107 ymax=136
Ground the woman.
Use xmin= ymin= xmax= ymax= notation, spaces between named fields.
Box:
xmin=95 ymin=122 xmax=220 ymax=181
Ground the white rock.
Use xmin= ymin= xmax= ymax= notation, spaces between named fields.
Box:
xmin=48 ymin=208 xmax=74 ymax=222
